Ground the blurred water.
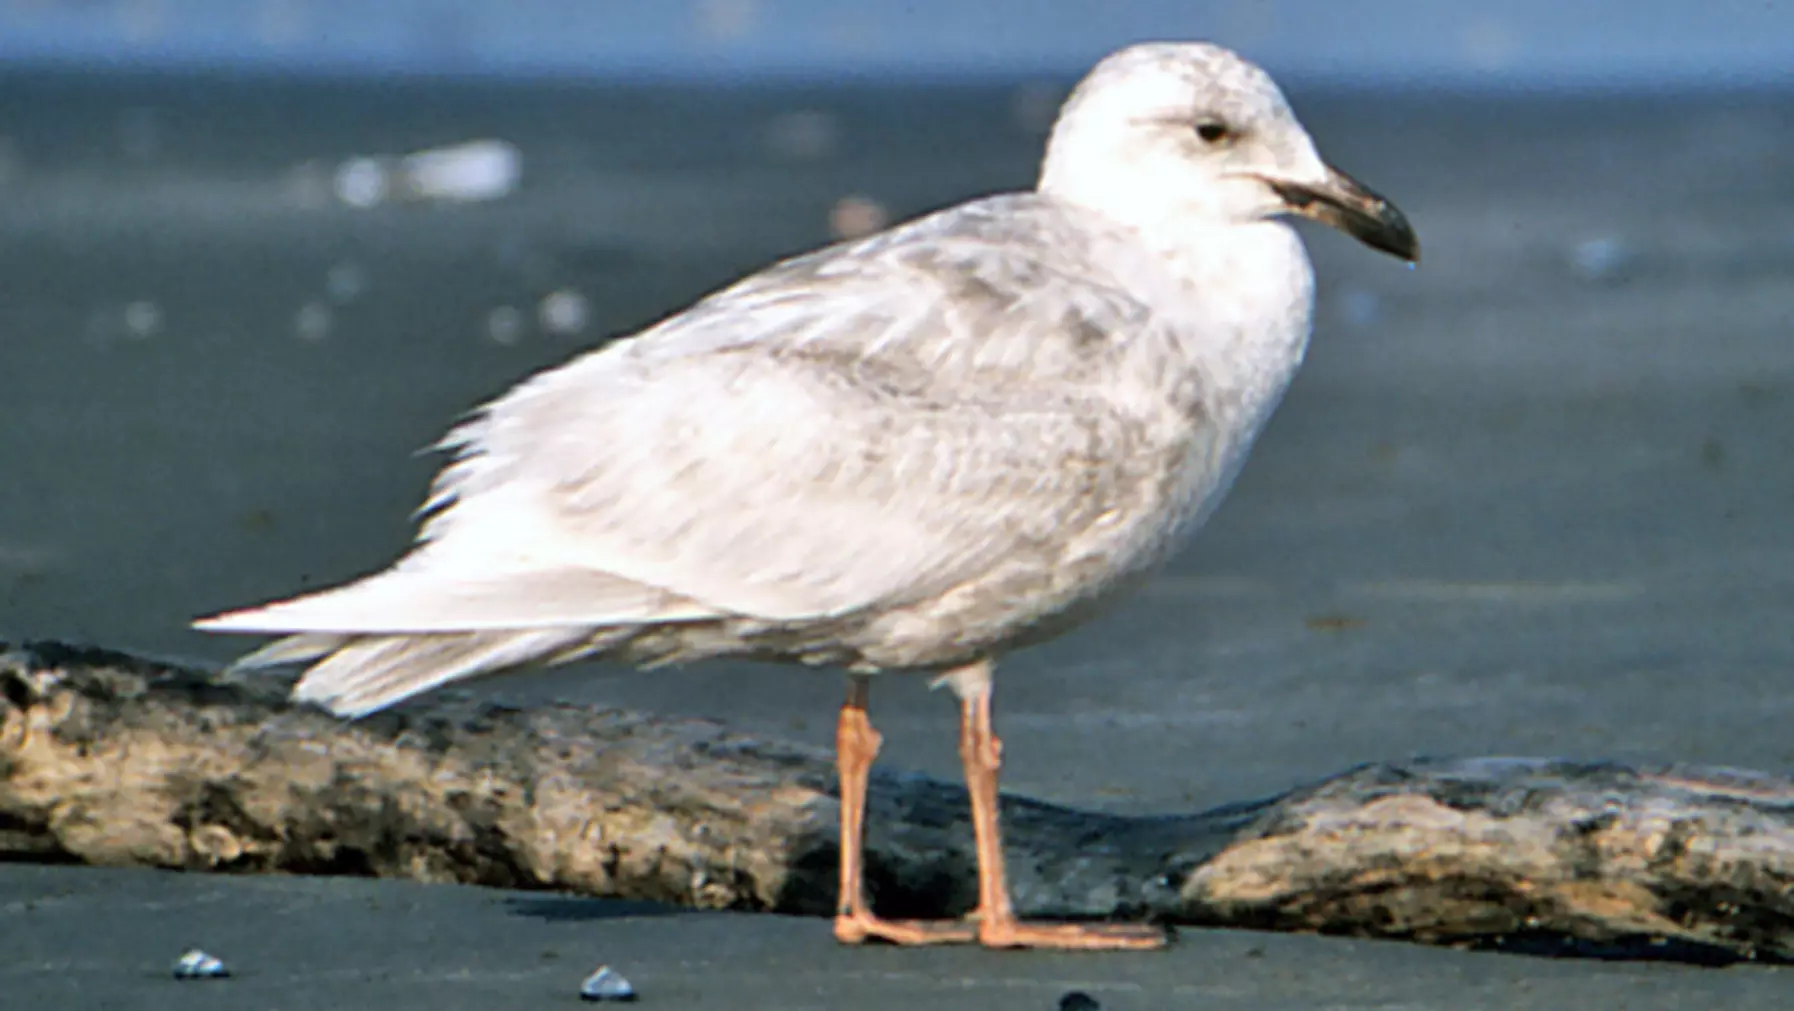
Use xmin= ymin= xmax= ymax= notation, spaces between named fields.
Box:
xmin=1 ymin=70 xmax=1791 ymax=808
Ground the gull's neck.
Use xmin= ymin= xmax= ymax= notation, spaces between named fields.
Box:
xmin=1064 ymin=196 xmax=1319 ymax=540
xmin=1155 ymin=211 xmax=1316 ymax=388
xmin=1148 ymin=213 xmax=1317 ymax=461
xmin=1038 ymin=151 xmax=1317 ymax=423
xmin=1061 ymin=186 xmax=1317 ymax=434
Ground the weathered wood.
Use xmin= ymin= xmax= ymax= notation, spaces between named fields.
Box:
xmin=4 ymin=640 xmax=1792 ymax=963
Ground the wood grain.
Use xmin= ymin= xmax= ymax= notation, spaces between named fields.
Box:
xmin=5 ymin=640 xmax=1790 ymax=963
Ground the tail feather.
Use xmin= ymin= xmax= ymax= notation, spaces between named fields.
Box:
xmin=195 ymin=565 xmax=712 ymax=635
xmin=287 ymin=626 xmax=594 ymax=717
xmin=197 ymin=564 xmax=722 ymax=718
xmin=225 ymin=632 xmax=349 ymax=672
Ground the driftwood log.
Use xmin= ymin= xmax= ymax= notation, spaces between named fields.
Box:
xmin=4 ymin=639 xmax=1793 ymax=964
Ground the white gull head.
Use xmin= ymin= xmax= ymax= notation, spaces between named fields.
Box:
xmin=1039 ymin=42 xmax=1418 ymax=262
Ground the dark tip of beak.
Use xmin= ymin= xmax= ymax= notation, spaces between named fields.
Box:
xmin=1269 ymin=165 xmax=1420 ymax=265
xmin=1336 ymin=197 xmax=1420 ymax=264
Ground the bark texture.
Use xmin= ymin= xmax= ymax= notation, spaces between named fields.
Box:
xmin=4 ymin=640 xmax=1791 ymax=963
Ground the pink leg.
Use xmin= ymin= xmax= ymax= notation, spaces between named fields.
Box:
xmin=946 ymin=660 xmax=1170 ymax=950
xmin=833 ymin=675 xmax=977 ymax=945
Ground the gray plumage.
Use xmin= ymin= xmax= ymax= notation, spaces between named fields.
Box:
xmin=197 ymin=42 xmax=1411 ymax=718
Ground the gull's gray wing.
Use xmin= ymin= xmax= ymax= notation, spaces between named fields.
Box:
xmin=420 ymin=196 xmax=1196 ymax=623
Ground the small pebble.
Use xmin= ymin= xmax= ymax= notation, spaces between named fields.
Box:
xmin=486 ymin=305 xmax=525 ymax=346
xmin=1058 ymin=992 xmax=1102 ymax=1011
xmin=122 ymin=300 xmax=163 ymax=339
xmin=172 ymin=948 xmax=229 ymax=980
xmin=829 ymin=195 xmax=889 ymax=240
xmin=580 ymin=965 xmax=636 ymax=1002
xmin=538 ymin=288 xmax=590 ymax=335
xmin=334 ymin=156 xmax=389 ymax=208
xmin=399 ymin=138 xmax=522 ymax=204
xmin=295 ymin=301 xmax=333 ymax=342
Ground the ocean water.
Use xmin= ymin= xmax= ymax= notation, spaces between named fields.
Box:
xmin=2 ymin=70 xmax=1791 ymax=808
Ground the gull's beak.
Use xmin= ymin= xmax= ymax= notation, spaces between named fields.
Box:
xmin=1266 ymin=164 xmax=1420 ymax=263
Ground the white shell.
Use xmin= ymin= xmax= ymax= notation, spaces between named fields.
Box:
xmin=579 ymin=965 xmax=636 ymax=1002
xmin=399 ymin=139 xmax=522 ymax=203
xmin=172 ymin=948 xmax=229 ymax=980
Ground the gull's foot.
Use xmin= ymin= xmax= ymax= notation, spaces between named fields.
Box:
xmin=978 ymin=919 xmax=1172 ymax=951
xmin=834 ymin=912 xmax=980 ymax=946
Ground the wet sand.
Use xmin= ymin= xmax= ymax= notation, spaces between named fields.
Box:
xmin=12 ymin=863 xmax=1794 ymax=1011
xmin=2 ymin=73 xmax=1793 ymax=1006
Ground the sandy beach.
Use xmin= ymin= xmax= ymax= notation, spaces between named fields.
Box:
xmin=2 ymin=72 xmax=1793 ymax=1006
xmin=13 ymin=862 xmax=1794 ymax=1010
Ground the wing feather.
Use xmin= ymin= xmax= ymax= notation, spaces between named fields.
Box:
xmin=416 ymin=195 xmax=1176 ymax=623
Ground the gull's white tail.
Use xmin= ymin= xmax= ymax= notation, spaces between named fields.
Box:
xmin=196 ymin=565 xmax=715 ymax=718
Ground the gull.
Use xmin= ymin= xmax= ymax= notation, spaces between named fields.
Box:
xmin=197 ymin=41 xmax=1418 ymax=950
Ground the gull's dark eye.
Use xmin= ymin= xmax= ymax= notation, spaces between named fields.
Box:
xmin=1195 ymin=121 xmax=1232 ymax=144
